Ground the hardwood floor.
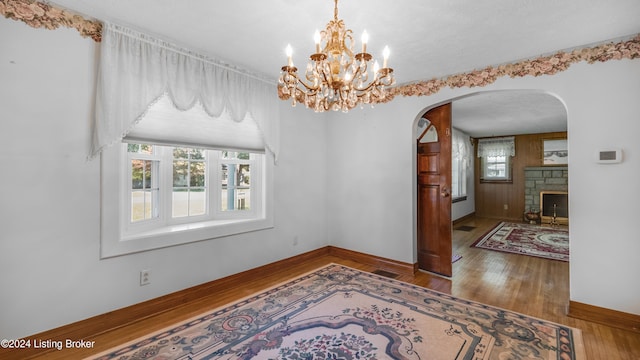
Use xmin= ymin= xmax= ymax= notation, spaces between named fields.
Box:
xmin=6 ymin=217 xmax=640 ymax=359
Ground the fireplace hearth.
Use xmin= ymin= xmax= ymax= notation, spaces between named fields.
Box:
xmin=540 ymin=191 xmax=568 ymax=225
xmin=524 ymin=166 xmax=568 ymax=224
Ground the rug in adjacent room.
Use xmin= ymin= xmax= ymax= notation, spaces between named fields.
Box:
xmin=472 ymin=221 xmax=569 ymax=261
xmin=90 ymin=264 xmax=584 ymax=359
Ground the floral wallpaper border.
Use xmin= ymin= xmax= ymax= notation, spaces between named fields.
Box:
xmin=387 ymin=34 xmax=640 ymax=100
xmin=0 ymin=0 xmax=101 ymax=41
xmin=2 ymin=0 xmax=639 ymax=100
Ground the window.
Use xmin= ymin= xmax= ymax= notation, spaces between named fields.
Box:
xmin=100 ymin=142 xmax=273 ymax=258
xmin=481 ymin=155 xmax=511 ymax=181
xmin=125 ymin=143 xmax=261 ymax=231
xmin=477 ymin=137 xmax=515 ymax=183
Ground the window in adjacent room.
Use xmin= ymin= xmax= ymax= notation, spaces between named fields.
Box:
xmin=477 ymin=136 xmax=515 ymax=183
xmin=451 ymin=128 xmax=471 ymax=202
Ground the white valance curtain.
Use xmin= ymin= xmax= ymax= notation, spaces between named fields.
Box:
xmin=91 ymin=22 xmax=279 ymax=159
xmin=477 ymin=136 xmax=515 ymax=157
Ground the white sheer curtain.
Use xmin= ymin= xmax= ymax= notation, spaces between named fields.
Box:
xmin=452 ymin=128 xmax=471 ymax=166
xmin=477 ymin=136 xmax=515 ymax=157
xmin=91 ymin=22 xmax=279 ymax=159
xmin=452 ymin=128 xmax=471 ymax=197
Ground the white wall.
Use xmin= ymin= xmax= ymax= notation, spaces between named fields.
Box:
xmin=0 ymin=19 xmax=328 ymax=339
xmin=326 ymin=106 xmax=417 ymax=263
xmin=327 ymin=59 xmax=640 ymax=316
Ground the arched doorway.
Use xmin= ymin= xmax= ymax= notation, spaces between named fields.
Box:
xmin=415 ymin=90 xmax=568 ymax=277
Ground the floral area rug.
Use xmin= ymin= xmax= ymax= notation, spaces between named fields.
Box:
xmin=90 ymin=264 xmax=584 ymax=359
xmin=472 ymin=222 xmax=569 ymax=261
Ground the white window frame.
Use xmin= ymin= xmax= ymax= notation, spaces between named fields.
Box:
xmin=480 ymin=154 xmax=512 ymax=182
xmin=100 ymin=143 xmax=273 ymax=258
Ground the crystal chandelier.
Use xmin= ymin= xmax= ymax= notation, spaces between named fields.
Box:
xmin=278 ymin=0 xmax=395 ymax=112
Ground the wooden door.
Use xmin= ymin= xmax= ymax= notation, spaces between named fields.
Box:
xmin=417 ymin=103 xmax=452 ymax=276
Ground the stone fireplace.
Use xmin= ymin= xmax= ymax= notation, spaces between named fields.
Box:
xmin=524 ymin=166 xmax=568 ymax=224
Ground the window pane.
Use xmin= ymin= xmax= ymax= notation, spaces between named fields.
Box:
xmin=131 ymin=191 xmax=146 ymax=222
xmin=189 ymin=189 xmax=206 ymax=216
xmin=486 ymin=156 xmax=506 ymax=177
xmin=221 ymin=188 xmax=251 ymax=211
xmin=190 ymin=149 xmax=205 ymax=160
xmin=172 ymin=147 xmax=207 ymax=218
xmin=143 ymin=160 xmax=152 ymax=189
xmin=173 ymin=160 xmax=188 ymax=187
xmin=143 ymin=190 xmax=156 ymax=219
xmin=131 ymin=159 xmax=144 ymax=189
xmin=128 ymin=143 xmax=153 ymax=154
xmin=172 ymin=189 xmax=207 ymax=217
xmin=221 ymin=151 xmax=250 ymax=160
xmin=172 ymin=189 xmax=189 ymax=218
xmin=173 ymin=147 xmax=189 ymax=159
xmin=190 ymin=161 xmax=205 ymax=187
xmin=481 ymin=155 xmax=511 ymax=182
xmin=130 ymin=159 xmax=159 ymax=222
xmin=221 ymin=163 xmax=251 ymax=211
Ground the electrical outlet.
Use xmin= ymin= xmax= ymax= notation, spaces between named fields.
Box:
xmin=140 ymin=269 xmax=151 ymax=286
xmin=503 ymin=204 xmax=509 ymax=210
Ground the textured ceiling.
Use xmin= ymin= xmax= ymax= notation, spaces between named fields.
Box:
xmin=452 ymin=91 xmax=567 ymax=137
xmin=48 ymin=0 xmax=639 ymax=135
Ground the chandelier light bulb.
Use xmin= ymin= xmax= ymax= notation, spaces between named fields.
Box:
xmin=383 ymin=46 xmax=390 ymax=68
xmin=285 ymin=44 xmax=293 ymax=67
xmin=314 ymin=30 xmax=321 ymax=53
xmin=361 ymin=30 xmax=369 ymax=53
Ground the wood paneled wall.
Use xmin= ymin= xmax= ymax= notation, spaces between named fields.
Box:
xmin=474 ymin=132 xmax=567 ymax=220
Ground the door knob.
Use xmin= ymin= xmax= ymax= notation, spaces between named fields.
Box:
xmin=441 ymin=187 xmax=450 ymax=198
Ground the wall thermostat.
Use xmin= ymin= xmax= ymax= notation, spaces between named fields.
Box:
xmin=596 ymin=148 xmax=622 ymax=164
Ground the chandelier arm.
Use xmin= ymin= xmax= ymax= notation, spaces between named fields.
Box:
xmin=293 ymin=73 xmax=322 ymax=93
xmin=305 ymin=60 xmax=322 ymax=92
xmin=352 ymin=80 xmax=379 ymax=93
xmin=318 ymin=96 xmax=331 ymax=111
xmin=377 ymin=70 xmax=395 ymax=87
xmin=349 ymin=62 xmax=371 ymax=91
